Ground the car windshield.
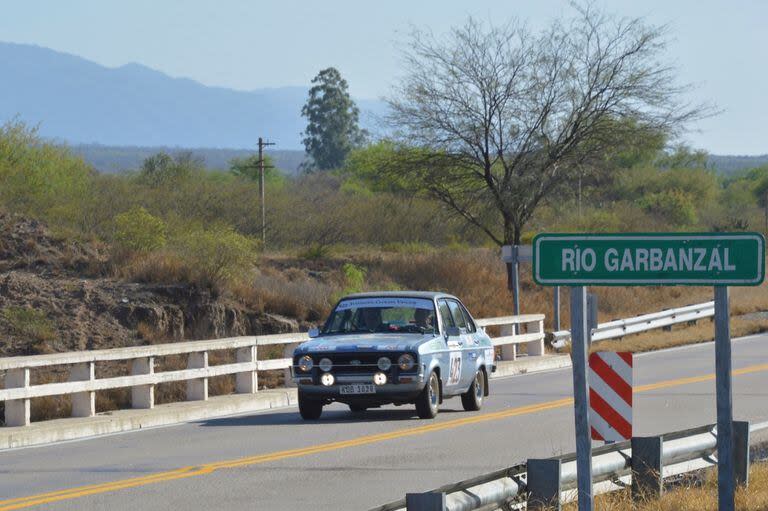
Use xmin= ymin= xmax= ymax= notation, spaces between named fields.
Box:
xmin=323 ymin=297 xmax=438 ymax=335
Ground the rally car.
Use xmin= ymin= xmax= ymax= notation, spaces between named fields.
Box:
xmin=292 ymin=291 xmax=495 ymax=420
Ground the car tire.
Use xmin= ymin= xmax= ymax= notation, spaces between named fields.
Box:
xmin=461 ymin=369 xmax=485 ymax=411
xmin=298 ymin=391 xmax=323 ymax=420
xmin=415 ymin=371 xmax=440 ymax=419
xmin=349 ymin=404 xmax=367 ymax=413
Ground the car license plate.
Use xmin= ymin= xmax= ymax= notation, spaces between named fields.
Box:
xmin=339 ymin=384 xmax=376 ymax=395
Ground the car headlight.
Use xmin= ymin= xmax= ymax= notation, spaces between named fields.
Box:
xmin=298 ymin=355 xmax=313 ymax=372
xmin=398 ymin=354 xmax=415 ymax=371
xmin=377 ymin=357 xmax=392 ymax=371
xmin=319 ymin=358 xmax=333 ymax=372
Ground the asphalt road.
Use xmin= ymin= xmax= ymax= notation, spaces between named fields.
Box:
xmin=1 ymin=334 xmax=767 ymax=511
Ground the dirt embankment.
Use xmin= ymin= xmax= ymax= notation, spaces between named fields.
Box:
xmin=0 ymin=212 xmax=297 ymax=358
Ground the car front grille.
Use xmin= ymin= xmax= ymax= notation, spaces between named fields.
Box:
xmin=294 ymin=351 xmax=418 ymax=375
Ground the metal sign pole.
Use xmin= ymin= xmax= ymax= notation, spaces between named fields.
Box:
xmin=554 ymin=286 xmax=561 ymax=331
xmin=570 ymin=286 xmax=593 ymax=511
xmin=714 ymin=285 xmax=735 ymax=511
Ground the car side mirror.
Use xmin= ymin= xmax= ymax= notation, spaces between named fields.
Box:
xmin=308 ymin=327 xmax=320 ymax=338
xmin=444 ymin=326 xmax=461 ymax=338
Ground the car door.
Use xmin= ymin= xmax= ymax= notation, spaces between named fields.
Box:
xmin=446 ymin=299 xmax=475 ymax=389
xmin=437 ymin=299 xmax=463 ymax=392
xmin=459 ymin=301 xmax=489 ymax=375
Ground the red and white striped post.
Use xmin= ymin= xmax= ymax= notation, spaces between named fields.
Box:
xmin=589 ymin=352 xmax=633 ymax=443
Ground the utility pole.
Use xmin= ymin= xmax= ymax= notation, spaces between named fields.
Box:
xmin=257 ymin=137 xmax=275 ymax=246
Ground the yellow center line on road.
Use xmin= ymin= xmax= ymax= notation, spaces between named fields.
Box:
xmin=2 ymin=362 xmax=768 ymax=510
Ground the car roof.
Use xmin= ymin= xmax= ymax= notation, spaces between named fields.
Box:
xmin=341 ymin=291 xmax=457 ymax=301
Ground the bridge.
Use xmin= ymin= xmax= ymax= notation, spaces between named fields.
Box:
xmin=0 ymin=307 xmax=766 ymax=510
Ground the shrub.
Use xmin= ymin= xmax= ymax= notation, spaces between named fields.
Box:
xmin=137 ymin=152 xmax=202 ymax=187
xmin=638 ymin=189 xmax=698 ymax=226
xmin=114 ymin=207 xmax=167 ymax=253
xmin=1 ymin=307 xmax=55 ymax=350
xmin=0 ymin=121 xmax=92 ymax=228
xmin=341 ymin=263 xmax=366 ymax=295
xmin=173 ymin=225 xmax=259 ymax=290
xmin=300 ymin=243 xmax=332 ymax=260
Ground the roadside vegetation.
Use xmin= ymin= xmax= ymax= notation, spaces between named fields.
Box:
xmin=2 ymin=5 xmax=768 ymax=354
xmin=2 ymin=119 xmax=768 ymax=327
xmin=561 ymin=462 xmax=768 ymax=510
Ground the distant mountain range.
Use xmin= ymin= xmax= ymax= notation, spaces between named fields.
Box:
xmin=0 ymin=41 xmax=386 ymax=150
xmin=1 ymin=41 xmax=766 ymax=175
xmin=72 ymin=144 xmax=306 ymax=174
xmin=707 ymin=154 xmax=768 ymax=175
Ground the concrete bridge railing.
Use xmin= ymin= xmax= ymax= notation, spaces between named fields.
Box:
xmin=0 ymin=314 xmax=545 ymax=427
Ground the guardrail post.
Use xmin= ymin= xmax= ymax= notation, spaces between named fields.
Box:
xmin=527 ymin=319 xmax=545 ymax=356
xmin=187 ymin=352 xmax=209 ymax=401
xmin=405 ymin=492 xmax=446 ymax=511
xmin=131 ymin=357 xmax=155 ymax=409
xmin=500 ymin=324 xmax=517 ymax=361
xmin=734 ymin=420 xmax=750 ymax=486
xmin=236 ymin=346 xmax=258 ymax=394
xmin=631 ymin=436 xmax=663 ymax=501
xmin=69 ymin=362 xmax=96 ymax=417
xmin=4 ymin=368 xmax=30 ymax=426
xmin=527 ymin=458 xmax=562 ymax=510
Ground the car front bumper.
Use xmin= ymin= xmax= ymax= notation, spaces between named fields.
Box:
xmin=293 ymin=370 xmax=425 ymax=402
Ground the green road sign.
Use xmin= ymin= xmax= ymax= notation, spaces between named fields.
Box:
xmin=533 ymin=233 xmax=765 ymax=286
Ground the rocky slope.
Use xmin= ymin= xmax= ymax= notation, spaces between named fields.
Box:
xmin=0 ymin=212 xmax=297 ymax=357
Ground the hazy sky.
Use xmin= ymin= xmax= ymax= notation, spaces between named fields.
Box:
xmin=2 ymin=0 xmax=766 ymax=154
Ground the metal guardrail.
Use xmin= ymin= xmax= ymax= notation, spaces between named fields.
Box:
xmin=371 ymin=421 xmax=768 ymax=511
xmin=0 ymin=314 xmax=545 ymax=427
xmin=551 ymin=301 xmax=715 ymax=347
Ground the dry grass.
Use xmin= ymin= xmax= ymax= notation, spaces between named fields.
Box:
xmin=334 ymin=249 xmax=768 ymax=330
xmin=233 ymin=267 xmax=337 ymax=322
xmin=112 ymin=250 xmax=194 ymax=286
xmin=562 ymin=462 xmax=768 ymax=510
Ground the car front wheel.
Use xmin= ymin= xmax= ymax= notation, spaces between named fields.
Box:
xmin=298 ymin=390 xmax=323 ymax=420
xmin=461 ymin=369 xmax=485 ymax=411
xmin=415 ymin=371 xmax=440 ymax=419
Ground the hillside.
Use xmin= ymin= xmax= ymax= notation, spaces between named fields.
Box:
xmin=0 ymin=212 xmax=298 ymax=358
xmin=708 ymin=154 xmax=768 ymax=175
xmin=0 ymin=41 xmax=386 ymax=149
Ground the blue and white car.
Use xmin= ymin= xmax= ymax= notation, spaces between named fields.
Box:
xmin=292 ymin=291 xmax=495 ymax=420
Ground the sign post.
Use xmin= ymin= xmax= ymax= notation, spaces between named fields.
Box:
xmin=714 ymin=285 xmax=734 ymax=510
xmin=533 ymin=232 xmax=765 ymax=511
xmin=570 ymin=286 xmax=593 ymax=511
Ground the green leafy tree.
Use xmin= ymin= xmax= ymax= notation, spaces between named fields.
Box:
xmin=138 ymin=151 xmax=203 ymax=187
xmin=301 ymin=67 xmax=367 ymax=171
xmin=753 ymin=173 xmax=768 ymax=234
xmin=638 ymin=189 xmax=698 ymax=226
xmin=229 ymin=154 xmax=283 ymax=185
xmin=655 ymin=144 xmax=709 ymax=170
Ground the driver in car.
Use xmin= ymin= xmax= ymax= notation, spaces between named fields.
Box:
xmin=358 ymin=308 xmax=383 ymax=332
xmin=414 ymin=309 xmax=435 ymax=332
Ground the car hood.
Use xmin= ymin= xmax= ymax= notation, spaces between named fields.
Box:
xmin=295 ymin=333 xmax=437 ymax=354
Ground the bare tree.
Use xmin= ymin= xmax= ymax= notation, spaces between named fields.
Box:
xmin=385 ymin=6 xmax=711 ymax=245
